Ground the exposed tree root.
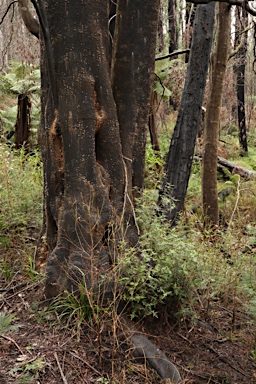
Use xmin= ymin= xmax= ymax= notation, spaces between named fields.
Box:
xmin=122 ymin=316 xmax=182 ymax=382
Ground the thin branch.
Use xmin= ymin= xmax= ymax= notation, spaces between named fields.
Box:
xmin=228 ymin=179 xmax=240 ymax=227
xmin=54 ymin=352 xmax=68 ymax=384
xmin=0 ymin=3 xmax=15 ymax=70
xmin=69 ymin=350 xmax=101 ymax=375
xmin=0 ymin=334 xmax=24 ymax=355
xmin=187 ymin=0 xmax=256 ymax=16
xmin=18 ymin=0 xmax=39 ymax=39
xmin=229 ymin=24 xmax=251 ymax=59
xmin=0 ymin=1 xmax=18 ymax=25
xmin=155 ymin=49 xmax=190 ymax=61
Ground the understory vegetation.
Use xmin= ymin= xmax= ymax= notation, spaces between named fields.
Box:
xmin=1 ymin=122 xmax=256 ymax=322
xmin=1 ymin=130 xmax=256 ymax=381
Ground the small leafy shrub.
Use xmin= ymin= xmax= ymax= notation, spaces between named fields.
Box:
xmin=144 ymin=143 xmax=164 ymax=190
xmin=9 ymin=357 xmax=45 ymax=383
xmin=0 ymin=144 xmax=43 ymax=235
xmin=120 ymin=193 xmax=199 ymax=319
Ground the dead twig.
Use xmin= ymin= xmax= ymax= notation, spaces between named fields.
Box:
xmin=54 ymin=352 xmax=68 ymax=384
xmin=69 ymin=350 xmax=101 ymax=376
xmin=207 ymin=345 xmax=250 ymax=379
xmin=175 ymin=362 xmax=223 ymax=384
xmin=0 ymin=334 xmax=24 ymax=355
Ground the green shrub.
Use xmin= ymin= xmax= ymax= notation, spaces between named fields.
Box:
xmin=120 ymin=193 xmax=199 ymax=319
xmin=0 ymin=145 xmax=43 ymax=234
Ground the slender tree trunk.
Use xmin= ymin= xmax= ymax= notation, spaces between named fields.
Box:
xmin=158 ymin=4 xmax=215 ymax=225
xmin=184 ymin=4 xmax=196 ymax=62
xmin=202 ymin=3 xmax=231 ymax=227
xmin=168 ymin=0 xmax=177 ymax=54
xmin=235 ymin=9 xmax=248 ymax=153
xmin=149 ymin=90 xmax=161 ymax=152
xmin=158 ymin=0 xmax=165 ymax=53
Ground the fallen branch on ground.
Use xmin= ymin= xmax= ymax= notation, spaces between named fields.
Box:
xmin=217 ymin=156 xmax=256 ymax=180
xmin=194 ymin=155 xmax=256 ymax=180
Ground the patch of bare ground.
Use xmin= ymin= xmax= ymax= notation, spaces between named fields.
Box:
xmin=1 ymin=243 xmax=256 ymax=383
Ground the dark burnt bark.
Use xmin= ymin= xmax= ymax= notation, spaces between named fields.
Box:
xmin=38 ymin=0 xmax=159 ymax=298
xmin=111 ymin=0 xmax=160 ymax=200
xmin=109 ymin=0 xmax=116 ymax=56
xmin=14 ymin=93 xmax=31 ymax=150
xmin=158 ymin=4 xmax=215 ymax=225
xmin=235 ymin=9 xmax=248 ymax=153
xmin=149 ymin=90 xmax=161 ymax=152
xmin=36 ymin=2 xmax=182 ymax=379
xmin=168 ymin=0 xmax=177 ymax=55
xmin=158 ymin=0 xmax=164 ymax=53
xmin=40 ymin=1 xmax=124 ymax=298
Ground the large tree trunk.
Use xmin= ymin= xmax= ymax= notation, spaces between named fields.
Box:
xmin=37 ymin=0 xmax=159 ymax=298
xmin=158 ymin=4 xmax=215 ymax=225
xmin=40 ymin=1 xmax=125 ymax=298
xmin=202 ymin=4 xmax=231 ymax=227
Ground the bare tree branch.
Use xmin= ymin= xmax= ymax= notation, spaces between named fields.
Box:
xmin=155 ymin=49 xmax=190 ymax=61
xmin=0 ymin=1 xmax=18 ymax=25
xmin=18 ymin=0 xmax=39 ymax=39
xmin=188 ymin=0 xmax=256 ymax=16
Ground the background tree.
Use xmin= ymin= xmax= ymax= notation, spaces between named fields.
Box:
xmin=169 ymin=0 xmax=178 ymax=55
xmin=158 ymin=3 xmax=215 ymax=225
xmin=234 ymin=8 xmax=249 ymax=153
xmin=202 ymin=3 xmax=231 ymax=227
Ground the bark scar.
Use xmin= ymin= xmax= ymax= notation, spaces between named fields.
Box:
xmin=94 ymin=90 xmax=106 ymax=133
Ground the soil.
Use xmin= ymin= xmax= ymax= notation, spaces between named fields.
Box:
xmin=1 ymin=238 xmax=256 ymax=384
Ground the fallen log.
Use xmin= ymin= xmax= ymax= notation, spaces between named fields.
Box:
xmin=217 ymin=156 xmax=256 ymax=180
xmin=194 ymin=155 xmax=256 ymax=180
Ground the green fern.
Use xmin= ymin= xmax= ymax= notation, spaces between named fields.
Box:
xmin=0 ymin=311 xmax=22 ymax=335
xmin=0 ymin=62 xmax=40 ymax=96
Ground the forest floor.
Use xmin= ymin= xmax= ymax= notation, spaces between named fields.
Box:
xmin=0 ymin=236 xmax=256 ymax=384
